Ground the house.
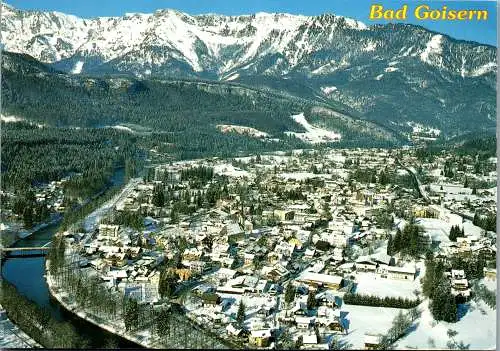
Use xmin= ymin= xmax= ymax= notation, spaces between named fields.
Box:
xmin=98 ymin=224 xmax=120 ymax=238
xmin=201 ymin=292 xmax=221 ymax=307
xmin=274 ymin=209 xmax=295 ymax=221
xmin=317 ymin=292 xmax=339 ymax=308
xmin=226 ymin=323 xmax=243 ymax=337
xmin=244 ymin=253 xmax=255 ymax=265
xmin=217 ymin=268 xmax=238 ymax=281
xmin=304 ymin=248 xmax=316 ymax=259
xmin=301 ymin=332 xmax=318 ymax=345
xmin=296 ymin=316 xmax=313 ymax=329
xmin=256 ymin=306 xmax=274 ymax=318
xmin=297 ymin=272 xmax=343 ymax=290
xmin=384 ymin=266 xmax=416 ymax=280
xmin=483 ymin=267 xmax=496 ymax=280
xmin=364 ymin=334 xmax=382 ymax=350
xmin=249 ymin=329 xmax=272 ymax=347
xmin=355 ymin=256 xmax=378 ymax=273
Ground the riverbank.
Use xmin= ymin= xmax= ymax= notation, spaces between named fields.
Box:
xmin=45 ymin=262 xmax=156 ymax=349
xmin=0 ymin=306 xmax=41 ymax=349
xmin=1 ymin=215 xmax=62 ymax=248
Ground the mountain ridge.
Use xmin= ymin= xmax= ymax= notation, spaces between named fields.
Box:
xmin=1 ymin=3 xmax=496 ymax=138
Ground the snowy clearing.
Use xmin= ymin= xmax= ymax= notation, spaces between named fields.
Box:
xmin=396 ymin=300 xmax=496 ymax=350
xmin=353 ymin=272 xmax=422 ymax=299
xmin=420 ymin=34 xmax=443 ymax=65
xmin=71 ymin=60 xmax=84 ymax=74
xmin=285 ymin=113 xmax=341 ymax=144
xmin=321 ymin=86 xmax=338 ymax=95
xmin=339 ymin=304 xmax=406 ymax=349
xmin=213 ymin=164 xmax=251 ymax=178
xmin=216 ymin=124 xmax=269 ymax=138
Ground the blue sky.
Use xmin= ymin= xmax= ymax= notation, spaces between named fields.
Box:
xmin=7 ymin=0 xmax=497 ymax=46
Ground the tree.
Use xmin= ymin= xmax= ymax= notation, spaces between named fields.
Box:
xmin=295 ymin=335 xmax=304 ymax=349
xmin=393 ymin=228 xmax=402 ymax=253
xmin=152 ymin=185 xmax=165 ymax=207
xmin=123 ymin=298 xmax=139 ymax=331
xmin=237 ymin=300 xmax=246 ymax=327
xmin=449 ymin=225 xmax=465 ymax=242
xmin=284 ymin=284 xmax=296 ymax=306
xmin=387 ymin=234 xmax=394 ymax=256
xmin=307 ymin=290 xmax=317 ymax=310
xmin=155 ymin=308 xmax=172 ymax=342
xmin=170 ymin=207 xmax=179 ymax=224
xmin=158 ymin=269 xmax=178 ymax=298
xmin=430 ymin=275 xmax=457 ymax=323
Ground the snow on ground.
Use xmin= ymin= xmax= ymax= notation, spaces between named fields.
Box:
xmin=111 ymin=125 xmax=135 ymax=133
xmin=339 ymin=304 xmax=405 ymax=349
xmin=415 ymin=218 xmax=452 ymax=244
xmin=321 ymin=86 xmax=337 ymax=95
xmin=462 ymin=220 xmax=486 ymax=238
xmin=396 ymin=299 xmax=496 ymax=350
xmin=384 ymin=67 xmax=399 ymax=72
xmin=71 ymin=60 xmax=84 ymax=74
xmin=429 ymin=183 xmax=470 ymax=195
xmin=223 ymin=73 xmax=239 ymax=81
xmin=407 ymin=122 xmax=441 ymax=136
xmin=362 ymin=41 xmax=377 ymax=52
xmin=279 ymin=172 xmax=332 ymax=181
xmin=216 ymin=124 xmax=269 ymax=138
xmin=478 ymin=278 xmax=497 ymax=292
xmin=213 ymin=163 xmax=251 ymax=178
xmin=469 ymin=62 xmax=496 ymax=77
xmin=83 ymin=178 xmax=142 ymax=232
xmin=420 ymin=34 xmax=443 ymax=65
xmin=285 ymin=113 xmax=341 ymax=144
xmin=1 ymin=114 xmax=24 ymax=123
xmin=353 ymin=273 xmax=422 ymax=299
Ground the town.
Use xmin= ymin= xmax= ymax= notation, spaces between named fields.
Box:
xmin=45 ymin=147 xmax=497 ymax=349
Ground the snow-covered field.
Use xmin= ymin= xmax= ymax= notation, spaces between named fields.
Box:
xmin=339 ymin=304 xmax=406 ymax=349
xmin=213 ymin=164 xmax=251 ymax=178
xmin=407 ymin=121 xmax=441 ymax=136
xmin=321 ymin=86 xmax=337 ymax=95
xmin=279 ymin=172 xmax=333 ymax=181
xmin=415 ymin=218 xmax=452 ymax=244
xmin=396 ymin=300 xmax=496 ymax=350
xmin=111 ymin=125 xmax=135 ymax=133
xmin=285 ymin=113 xmax=341 ymax=144
xmin=216 ymin=124 xmax=269 ymax=138
xmin=353 ymin=272 xmax=422 ymax=299
xmin=1 ymin=114 xmax=24 ymax=123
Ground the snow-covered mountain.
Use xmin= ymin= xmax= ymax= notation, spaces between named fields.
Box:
xmin=1 ymin=3 xmax=496 ymax=136
xmin=2 ymin=3 xmax=494 ymax=79
xmin=1 ymin=3 xmax=368 ymax=77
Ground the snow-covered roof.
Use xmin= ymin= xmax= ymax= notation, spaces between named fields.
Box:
xmin=387 ymin=266 xmax=416 ymax=274
xmin=250 ymin=329 xmax=272 ymax=338
xmin=301 ymin=333 xmax=318 ymax=344
xmin=364 ymin=334 xmax=381 ymax=345
xmin=298 ymin=272 xmax=343 ymax=285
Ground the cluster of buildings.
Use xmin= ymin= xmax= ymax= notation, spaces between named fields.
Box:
xmin=62 ymin=148 xmax=496 ymax=349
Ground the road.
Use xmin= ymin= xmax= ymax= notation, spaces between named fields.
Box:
xmin=395 ymin=158 xmax=432 ymax=203
xmin=83 ymin=177 xmax=142 ymax=232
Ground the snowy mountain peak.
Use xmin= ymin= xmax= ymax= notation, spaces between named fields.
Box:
xmin=1 ymin=3 xmax=371 ymax=76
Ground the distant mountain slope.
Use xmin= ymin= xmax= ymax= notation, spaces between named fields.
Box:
xmin=2 ymin=52 xmax=399 ymax=154
xmin=1 ymin=3 xmax=496 ymax=137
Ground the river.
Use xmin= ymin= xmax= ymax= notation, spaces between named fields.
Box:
xmin=1 ymin=168 xmax=141 ymax=348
